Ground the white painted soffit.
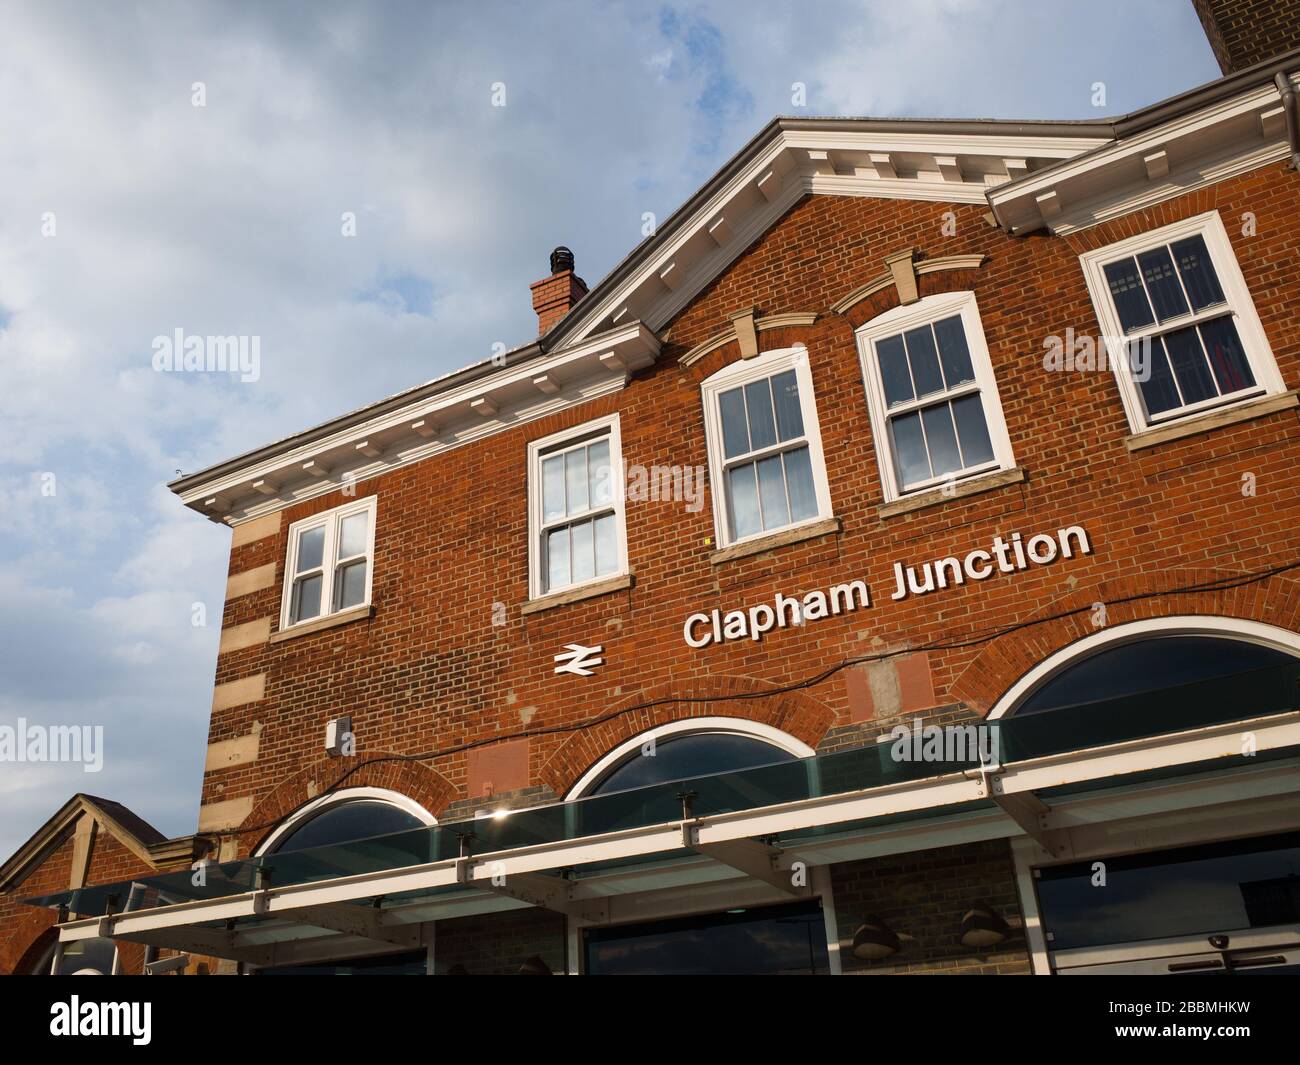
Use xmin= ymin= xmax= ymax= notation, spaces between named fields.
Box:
xmin=177 ymin=321 xmax=658 ymax=525
xmin=554 ymin=125 xmax=1108 ymax=345
xmin=988 ymin=74 xmax=1300 ymax=236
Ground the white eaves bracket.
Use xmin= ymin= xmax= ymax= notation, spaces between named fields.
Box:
xmin=966 ymin=764 xmax=1069 ymax=858
xmin=681 ymin=825 xmax=812 ymax=897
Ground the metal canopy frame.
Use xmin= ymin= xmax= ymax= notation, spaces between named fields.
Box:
xmin=49 ymin=711 xmax=1300 ymax=967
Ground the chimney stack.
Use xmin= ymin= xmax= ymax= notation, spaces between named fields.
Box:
xmin=530 ymin=246 xmax=588 ymax=335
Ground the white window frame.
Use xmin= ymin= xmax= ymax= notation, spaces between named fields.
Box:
xmin=279 ymin=495 xmax=377 ymax=631
xmin=526 ymin=413 xmax=628 ymax=600
xmin=1079 ymin=210 xmax=1284 ymax=435
xmin=254 ymin=787 xmax=436 ymax=857
xmin=700 ymin=344 xmax=834 ymax=550
xmin=854 ymin=291 xmax=1015 ymax=503
xmin=564 ymin=717 xmax=817 ymax=799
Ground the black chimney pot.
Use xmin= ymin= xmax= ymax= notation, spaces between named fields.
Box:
xmin=549 ymin=246 xmax=575 ymax=274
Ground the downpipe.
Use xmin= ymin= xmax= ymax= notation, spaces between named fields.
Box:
xmin=1274 ymin=71 xmax=1300 ymax=171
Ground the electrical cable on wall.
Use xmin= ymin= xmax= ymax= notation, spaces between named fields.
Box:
xmin=209 ymin=557 xmax=1300 ymax=843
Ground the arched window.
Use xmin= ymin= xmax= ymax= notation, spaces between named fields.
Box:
xmin=255 ymin=789 xmax=434 ymax=976
xmin=256 ymin=788 xmax=434 ymax=857
xmin=991 ymin=620 xmax=1300 ymax=759
xmin=1012 ymin=634 xmax=1295 ymax=716
xmin=271 ymin=800 xmax=424 ymax=853
xmin=590 ymin=733 xmax=798 ymax=795
xmin=568 ymin=718 xmax=814 ymax=800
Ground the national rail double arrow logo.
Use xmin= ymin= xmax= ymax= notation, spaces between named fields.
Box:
xmin=554 ymin=643 xmax=604 ymax=676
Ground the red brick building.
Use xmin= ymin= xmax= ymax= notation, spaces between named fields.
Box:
xmin=7 ymin=2 xmax=1300 ymax=975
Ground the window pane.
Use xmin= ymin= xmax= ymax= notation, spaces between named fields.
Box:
xmin=951 ymin=394 xmax=994 ymax=467
xmin=1164 ymin=325 xmax=1216 ymax=405
xmin=727 ymin=462 xmax=762 ymax=540
xmin=542 ymin=456 xmax=566 ymax=523
xmin=933 ymin=315 xmax=974 ymax=386
xmin=1137 ymin=339 xmax=1182 ymax=416
xmin=1171 ymin=234 xmax=1225 ymax=312
xmin=744 ymin=378 xmax=778 ymax=451
xmin=594 ymin=513 xmax=617 ymax=575
xmin=876 ymin=334 xmax=913 ymax=407
xmin=1137 ymin=246 xmax=1190 ymax=322
xmin=890 ymin=411 xmax=930 ymax=488
xmin=292 ymin=574 xmax=322 ymax=623
xmin=296 ymin=526 xmax=325 ymax=573
xmin=1104 ymin=257 xmax=1155 ymax=332
xmin=904 ymin=324 xmax=944 ymax=397
xmin=921 ymin=403 xmax=962 ymax=477
xmin=755 ymin=454 xmax=789 ymax=530
xmin=571 ymin=519 xmax=595 ymax=583
xmin=718 ymin=387 xmax=750 ymax=458
xmin=771 ymin=370 xmax=804 ymax=441
xmin=336 ymin=560 xmax=367 ymax=610
xmin=564 ymin=448 xmax=588 ymax=514
xmin=338 ymin=512 xmax=368 ymax=559
xmin=1198 ymin=317 xmax=1254 ymax=395
xmin=588 ymin=439 xmax=613 ymax=507
xmin=546 ymin=526 xmax=569 ymax=589
xmin=783 ymin=446 xmax=818 ymax=522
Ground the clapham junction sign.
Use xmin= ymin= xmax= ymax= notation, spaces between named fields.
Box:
xmin=682 ymin=525 xmax=1092 ymax=648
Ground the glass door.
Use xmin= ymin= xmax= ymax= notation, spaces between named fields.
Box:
xmin=1032 ymin=830 xmax=1300 ymax=975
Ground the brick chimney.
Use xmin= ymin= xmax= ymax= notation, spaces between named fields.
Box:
xmin=530 ymin=246 xmax=588 ymax=335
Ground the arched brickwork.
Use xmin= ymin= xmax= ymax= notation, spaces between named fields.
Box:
xmin=2 ymin=915 xmax=145 ymax=977
xmin=949 ymin=568 xmax=1300 ymax=716
xmin=2 ymin=909 xmax=56 ymax=975
xmin=835 ymin=264 xmax=987 ymax=331
xmin=235 ymin=752 xmax=458 ymax=858
xmin=538 ymin=674 xmax=835 ymax=796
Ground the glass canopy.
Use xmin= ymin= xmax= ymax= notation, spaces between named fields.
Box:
xmin=24 ymin=657 xmax=1300 ymax=918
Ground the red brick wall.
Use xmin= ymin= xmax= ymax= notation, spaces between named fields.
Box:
xmin=204 ymin=160 xmax=1300 ymax=858
xmin=1192 ymin=0 xmax=1300 ymax=73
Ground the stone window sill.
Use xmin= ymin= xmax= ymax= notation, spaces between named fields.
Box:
xmin=1124 ymin=390 xmax=1299 ymax=452
xmin=269 ymin=604 xmax=374 ymax=644
xmin=709 ymin=516 xmax=842 ymax=565
xmin=521 ymin=572 xmax=635 ymax=616
xmin=877 ymin=466 xmax=1027 ymax=519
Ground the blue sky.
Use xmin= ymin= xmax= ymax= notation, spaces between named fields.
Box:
xmin=0 ymin=1 xmax=1221 ymax=859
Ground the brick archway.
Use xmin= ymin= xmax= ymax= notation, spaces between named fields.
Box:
xmin=949 ymin=567 xmax=1300 ymax=716
xmin=538 ymin=674 xmax=835 ymax=796
xmin=2 ymin=909 xmax=56 ymax=975
xmin=234 ymin=752 xmax=458 ymax=859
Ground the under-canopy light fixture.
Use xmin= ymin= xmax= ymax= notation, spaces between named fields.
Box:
xmin=851 ymin=915 xmax=902 ymax=960
xmin=518 ymin=955 xmax=553 ymax=975
xmin=958 ymin=902 xmax=1014 ymax=948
